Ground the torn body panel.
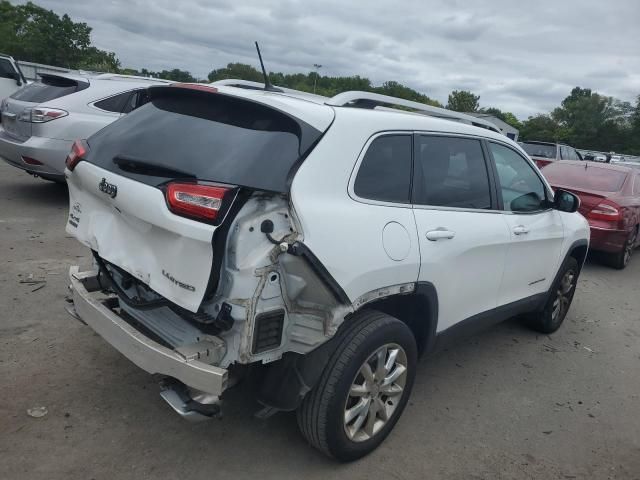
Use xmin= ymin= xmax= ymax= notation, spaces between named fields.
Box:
xmin=203 ymin=194 xmax=354 ymax=368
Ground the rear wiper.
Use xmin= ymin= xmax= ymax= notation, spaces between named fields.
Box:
xmin=113 ymin=155 xmax=196 ymax=179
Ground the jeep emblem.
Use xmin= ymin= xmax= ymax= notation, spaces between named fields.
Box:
xmin=98 ymin=178 xmax=118 ymax=198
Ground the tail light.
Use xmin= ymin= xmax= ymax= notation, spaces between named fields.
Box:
xmin=165 ymin=183 xmax=230 ymax=222
xmin=65 ymin=140 xmax=88 ymax=171
xmin=19 ymin=107 xmax=68 ymax=123
xmin=588 ymin=200 xmax=622 ymax=222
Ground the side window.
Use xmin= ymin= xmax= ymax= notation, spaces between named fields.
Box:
xmin=121 ymin=90 xmax=151 ymax=114
xmin=489 ymin=142 xmax=548 ymax=212
xmin=634 ymin=175 xmax=640 ymax=195
xmin=353 ymin=135 xmax=412 ymax=203
xmin=0 ymin=58 xmax=17 ymax=80
xmin=93 ymin=91 xmax=130 ymax=113
xmin=413 ymin=136 xmax=491 ymax=209
xmin=559 ymin=146 xmax=567 ymax=160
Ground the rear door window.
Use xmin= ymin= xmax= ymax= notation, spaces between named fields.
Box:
xmin=413 ymin=136 xmax=492 ymax=209
xmin=353 ymin=135 xmax=412 ymax=203
xmin=10 ymin=75 xmax=87 ymax=103
xmin=489 ymin=142 xmax=548 ymax=212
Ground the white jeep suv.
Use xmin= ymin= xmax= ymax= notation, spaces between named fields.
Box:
xmin=65 ymin=82 xmax=589 ymax=461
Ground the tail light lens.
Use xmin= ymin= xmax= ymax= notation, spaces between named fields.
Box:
xmin=588 ymin=200 xmax=622 ymax=222
xmin=20 ymin=107 xmax=68 ymax=123
xmin=65 ymin=140 xmax=88 ymax=171
xmin=165 ymin=183 xmax=230 ymax=222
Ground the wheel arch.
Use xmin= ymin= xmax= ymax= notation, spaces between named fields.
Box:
xmin=355 ymin=282 xmax=439 ymax=356
xmin=567 ymin=239 xmax=589 ymax=270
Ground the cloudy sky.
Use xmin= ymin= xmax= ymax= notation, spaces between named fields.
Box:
xmin=17 ymin=0 xmax=640 ymax=118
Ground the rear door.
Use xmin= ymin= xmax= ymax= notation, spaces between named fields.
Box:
xmin=66 ymin=86 xmax=333 ymax=312
xmin=487 ymin=141 xmax=564 ymax=305
xmin=412 ymin=134 xmax=510 ymax=332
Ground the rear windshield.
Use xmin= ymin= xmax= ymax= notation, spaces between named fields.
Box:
xmin=520 ymin=142 xmax=557 ymax=159
xmin=10 ymin=75 xmax=87 ymax=103
xmin=543 ymin=163 xmax=628 ymax=192
xmin=85 ymin=89 xmax=324 ymax=192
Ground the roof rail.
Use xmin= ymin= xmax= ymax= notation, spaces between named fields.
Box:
xmin=93 ymin=73 xmax=173 ymax=83
xmin=326 ymin=91 xmax=501 ymax=134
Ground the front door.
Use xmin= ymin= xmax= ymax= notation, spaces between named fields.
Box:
xmin=487 ymin=141 xmax=565 ymax=306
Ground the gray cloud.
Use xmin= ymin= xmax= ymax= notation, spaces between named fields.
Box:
xmin=14 ymin=0 xmax=640 ymax=119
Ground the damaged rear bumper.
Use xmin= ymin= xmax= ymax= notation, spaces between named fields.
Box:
xmin=68 ymin=266 xmax=228 ymax=396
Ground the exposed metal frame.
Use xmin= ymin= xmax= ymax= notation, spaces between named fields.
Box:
xmin=326 ymin=91 xmax=502 ymax=134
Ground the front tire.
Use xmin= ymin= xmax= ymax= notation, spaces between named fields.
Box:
xmin=297 ymin=311 xmax=417 ymax=461
xmin=528 ymin=257 xmax=579 ymax=334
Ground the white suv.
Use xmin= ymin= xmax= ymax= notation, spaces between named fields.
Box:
xmin=65 ymin=82 xmax=590 ymax=461
xmin=0 ymin=73 xmax=171 ymax=182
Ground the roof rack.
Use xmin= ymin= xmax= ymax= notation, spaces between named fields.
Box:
xmin=93 ymin=73 xmax=173 ymax=83
xmin=326 ymin=91 xmax=501 ymax=134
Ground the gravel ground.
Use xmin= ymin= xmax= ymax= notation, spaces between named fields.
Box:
xmin=1 ymin=162 xmax=639 ymax=480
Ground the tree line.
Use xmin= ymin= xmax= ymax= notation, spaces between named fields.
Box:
xmin=2 ymin=1 xmax=639 ymax=154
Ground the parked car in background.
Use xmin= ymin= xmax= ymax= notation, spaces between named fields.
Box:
xmin=0 ymin=73 xmax=172 ymax=182
xmin=0 ymin=54 xmax=27 ymax=100
xmin=543 ymin=161 xmax=640 ymax=269
xmin=519 ymin=141 xmax=583 ymax=168
xmin=615 ymin=161 xmax=640 ymax=170
xmin=582 ymin=152 xmax=606 ymax=162
xmin=65 ymin=82 xmax=588 ymax=460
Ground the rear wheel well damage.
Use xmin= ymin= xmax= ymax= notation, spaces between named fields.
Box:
xmin=256 ymin=285 xmax=438 ymax=412
xmin=359 ymin=284 xmax=438 ymax=356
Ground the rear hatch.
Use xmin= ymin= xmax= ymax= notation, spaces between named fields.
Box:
xmin=66 ymin=84 xmax=333 ymax=312
xmin=519 ymin=142 xmax=557 ymax=169
xmin=1 ymin=74 xmax=88 ymax=141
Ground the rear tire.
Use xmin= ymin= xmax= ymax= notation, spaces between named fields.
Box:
xmin=607 ymin=228 xmax=637 ymax=270
xmin=296 ymin=310 xmax=417 ymax=461
xmin=527 ymin=257 xmax=579 ymax=334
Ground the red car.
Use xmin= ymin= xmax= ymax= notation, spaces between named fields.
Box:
xmin=519 ymin=141 xmax=583 ymax=168
xmin=543 ymin=161 xmax=640 ymax=269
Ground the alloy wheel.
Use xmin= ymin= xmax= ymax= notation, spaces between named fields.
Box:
xmin=623 ymin=230 xmax=637 ymax=267
xmin=552 ymin=269 xmax=576 ymax=324
xmin=343 ymin=343 xmax=408 ymax=443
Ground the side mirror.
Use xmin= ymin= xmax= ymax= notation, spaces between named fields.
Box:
xmin=554 ymin=189 xmax=580 ymax=213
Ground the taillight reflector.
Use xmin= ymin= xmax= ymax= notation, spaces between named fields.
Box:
xmin=65 ymin=140 xmax=88 ymax=171
xmin=165 ymin=183 xmax=229 ymax=222
xmin=588 ymin=201 xmax=622 ymax=221
xmin=22 ymin=156 xmax=43 ymax=166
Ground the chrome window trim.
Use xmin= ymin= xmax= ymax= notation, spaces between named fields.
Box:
xmin=347 ymin=130 xmax=414 ymax=210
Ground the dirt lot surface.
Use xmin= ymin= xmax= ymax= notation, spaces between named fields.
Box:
xmin=1 ymin=162 xmax=639 ymax=480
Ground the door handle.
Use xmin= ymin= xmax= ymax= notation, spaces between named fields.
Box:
xmin=513 ymin=225 xmax=530 ymax=235
xmin=426 ymin=229 xmax=456 ymax=241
